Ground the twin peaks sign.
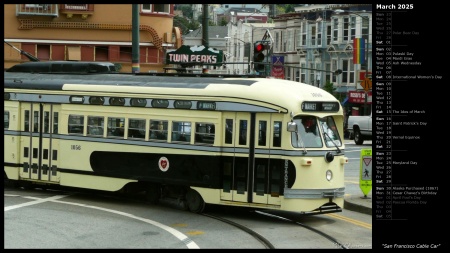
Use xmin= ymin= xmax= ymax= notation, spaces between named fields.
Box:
xmin=166 ymin=45 xmax=223 ymax=67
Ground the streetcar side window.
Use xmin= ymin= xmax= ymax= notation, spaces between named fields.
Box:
xmin=238 ymin=120 xmax=247 ymax=145
xmin=53 ymin=112 xmax=58 ymax=134
xmin=68 ymin=114 xmax=84 ymax=134
xmin=4 ymin=111 xmax=9 ymax=129
xmin=195 ymin=122 xmax=215 ymax=145
xmin=43 ymin=111 xmax=50 ymax=133
xmin=107 ymin=117 xmax=125 ymax=138
xmin=33 ymin=111 xmax=39 ymax=133
xmin=258 ymin=120 xmax=267 ymax=146
xmin=172 ymin=121 xmax=191 ymax=142
xmin=128 ymin=118 xmax=146 ymax=139
xmin=149 ymin=120 xmax=168 ymax=141
xmin=273 ymin=121 xmax=282 ymax=147
xmin=225 ymin=119 xmax=233 ymax=144
xmin=24 ymin=110 xmax=30 ymax=132
xmin=87 ymin=116 xmax=104 ymax=136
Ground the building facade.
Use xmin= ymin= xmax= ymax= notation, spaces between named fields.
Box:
xmin=5 ymin=4 xmax=372 ymax=112
xmin=4 ymin=4 xmax=182 ymax=72
xmin=223 ymin=4 xmax=372 ymax=115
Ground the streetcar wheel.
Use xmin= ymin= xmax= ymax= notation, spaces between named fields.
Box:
xmin=354 ymin=129 xmax=364 ymax=145
xmin=185 ymin=189 xmax=205 ymax=213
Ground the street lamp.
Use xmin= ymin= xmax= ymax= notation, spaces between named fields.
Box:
xmin=335 ymin=9 xmax=371 ymax=115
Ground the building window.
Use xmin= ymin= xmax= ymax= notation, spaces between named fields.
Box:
xmin=327 ymin=24 xmax=332 ymax=45
xmin=361 ymin=16 xmax=370 ymax=45
xmin=350 ymin=16 xmax=356 ymax=40
xmin=332 ymin=60 xmax=337 ymax=83
xmin=317 ymin=22 xmax=322 ymax=47
xmin=142 ymin=4 xmax=170 ymax=14
xmin=301 ymin=24 xmax=307 ymax=46
xmin=343 ymin=17 xmax=349 ymax=42
xmin=342 ymin=59 xmax=349 ymax=83
xmin=120 ymin=47 xmax=132 ymax=62
xmin=275 ymin=32 xmax=279 ymax=52
xmin=95 ymin=46 xmax=109 ymax=61
xmin=332 ymin=18 xmax=339 ymax=43
xmin=325 ymin=63 xmax=331 ymax=84
xmin=350 ymin=62 xmax=355 ymax=83
xmin=37 ymin=44 xmax=50 ymax=60
xmin=310 ymin=24 xmax=316 ymax=46
xmin=300 ymin=63 xmax=306 ymax=83
xmin=309 ymin=63 xmax=315 ymax=85
xmin=286 ymin=30 xmax=292 ymax=51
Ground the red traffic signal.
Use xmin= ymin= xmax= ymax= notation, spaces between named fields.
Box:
xmin=254 ymin=43 xmax=265 ymax=53
xmin=253 ymin=42 xmax=265 ymax=62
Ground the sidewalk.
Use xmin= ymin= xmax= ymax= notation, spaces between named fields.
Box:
xmin=343 ymin=139 xmax=372 ymax=215
xmin=344 ymin=192 xmax=372 ymax=215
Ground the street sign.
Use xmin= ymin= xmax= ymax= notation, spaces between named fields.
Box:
xmin=360 ymin=78 xmax=372 ymax=91
xmin=360 ymin=149 xmax=372 ymax=197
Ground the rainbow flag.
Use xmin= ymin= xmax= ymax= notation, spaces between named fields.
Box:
xmin=353 ymin=38 xmax=365 ymax=65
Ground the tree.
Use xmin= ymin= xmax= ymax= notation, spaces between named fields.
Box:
xmin=322 ymin=81 xmax=339 ymax=100
xmin=219 ymin=17 xmax=227 ymax=26
xmin=173 ymin=16 xmax=200 ymax=35
xmin=176 ymin=4 xmax=193 ymax=19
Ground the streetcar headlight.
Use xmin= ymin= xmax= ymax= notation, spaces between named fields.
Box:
xmin=324 ymin=151 xmax=334 ymax=163
xmin=326 ymin=170 xmax=333 ymax=181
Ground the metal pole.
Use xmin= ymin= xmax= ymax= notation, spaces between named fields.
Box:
xmin=202 ymin=4 xmax=209 ymax=48
xmin=363 ymin=16 xmax=369 ymax=115
xmin=132 ymin=4 xmax=140 ymax=73
xmin=247 ymin=43 xmax=250 ymax=73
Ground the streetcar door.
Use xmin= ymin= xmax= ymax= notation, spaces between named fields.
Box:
xmin=19 ymin=103 xmax=60 ymax=183
xmin=252 ymin=113 xmax=284 ymax=206
xmin=220 ymin=112 xmax=251 ymax=203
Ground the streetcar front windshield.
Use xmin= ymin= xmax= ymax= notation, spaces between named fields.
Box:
xmin=291 ymin=116 xmax=342 ymax=148
xmin=319 ymin=116 xmax=342 ymax=147
xmin=291 ymin=116 xmax=322 ymax=148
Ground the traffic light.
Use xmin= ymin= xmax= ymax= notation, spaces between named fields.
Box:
xmin=253 ymin=42 xmax=265 ymax=72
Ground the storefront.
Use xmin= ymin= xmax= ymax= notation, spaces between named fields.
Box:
xmin=347 ymin=90 xmax=372 ymax=116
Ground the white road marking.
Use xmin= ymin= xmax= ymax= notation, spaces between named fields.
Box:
xmin=4 ymin=193 xmax=200 ymax=249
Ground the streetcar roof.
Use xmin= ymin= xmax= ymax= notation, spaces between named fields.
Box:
xmin=4 ymin=71 xmax=341 ymax=114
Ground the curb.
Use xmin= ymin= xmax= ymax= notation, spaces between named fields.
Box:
xmin=344 ymin=199 xmax=372 ymax=216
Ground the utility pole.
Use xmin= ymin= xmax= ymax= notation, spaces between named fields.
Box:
xmin=132 ymin=4 xmax=140 ymax=73
xmin=202 ymin=4 xmax=209 ymax=48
